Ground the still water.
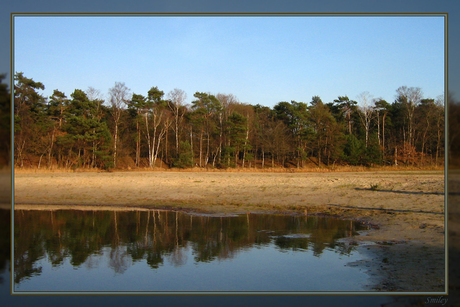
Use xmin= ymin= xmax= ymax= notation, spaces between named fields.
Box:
xmin=14 ymin=209 xmax=372 ymax=292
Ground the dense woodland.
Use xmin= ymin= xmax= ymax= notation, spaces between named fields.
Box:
xmin=0 ymin=74 xmax=9 ymax=167
xmin=12 ymin=72 xmax=446 ymax=170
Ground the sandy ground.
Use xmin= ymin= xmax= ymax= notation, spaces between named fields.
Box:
xmin=13 ymin=170 xmax=446 ymax=293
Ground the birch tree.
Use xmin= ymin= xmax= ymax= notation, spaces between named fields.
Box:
xmin=109 ymin=82 xmax=130 ymax=168
xmin=146 ymin=86 xmax=168 ymax=168
xmin=167 ymin=89 xmax=187 ymax=159
xmin=396 ymin=86 xmax=423 ymax=147
xmin=357 ymin=92 xmax=374 ymax=148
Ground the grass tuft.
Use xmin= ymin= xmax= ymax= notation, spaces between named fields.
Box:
xmin=370 ymin=184 xmax=379 ymax=191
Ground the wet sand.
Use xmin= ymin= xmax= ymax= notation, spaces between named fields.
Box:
xmin=14 ymin=170 xmax=446 ymax=292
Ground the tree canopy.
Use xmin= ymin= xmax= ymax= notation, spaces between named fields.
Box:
xmin=13 ymin=72 xmax=445 ymax=170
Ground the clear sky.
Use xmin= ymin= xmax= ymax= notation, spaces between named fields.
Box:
xmin=13 ymin=15 xmax=445 ymax=107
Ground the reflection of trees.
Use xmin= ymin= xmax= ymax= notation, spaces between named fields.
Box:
xmin=14 ymin=210 xmax=364 ymax=283
xmin=14 ymin=254 xmax=42 ymax=284
xmin=14 ymin=210 xmax=113 ymax=283
xmin=45 ymin=211 xmax=66 ymax=267
xmin=108 ymin=211 xmax=130 ymax=274
xmin=85 ymin=254 xmax=101 ymax=270
xmin=109 ymin=245 xmax=130 ymax=274
xmin=14 ymin=210 xmax=46 ymax=283
xmin=168 ymin=212 xmax=187 ymax=267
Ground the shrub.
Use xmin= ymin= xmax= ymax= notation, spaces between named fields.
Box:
xmin=173 ymin=141 xmax=194 ymax=168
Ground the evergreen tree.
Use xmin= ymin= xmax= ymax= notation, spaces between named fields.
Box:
xmin=59 ymin=89 xmax=112 ymax=169
xmin=14 ymin=72 xmax=46 ymax=167
xmin=341 ymin=134 xmax=364 ymax=165
xmin=224 ymin=112 xmax=247 ymax=167
xmin=173 ymin=141 xmax=194 ymax=168
xmin=128 ymin=93 xmax=147 ymax=167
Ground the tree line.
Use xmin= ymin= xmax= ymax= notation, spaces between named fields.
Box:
xmin=13 ymin=72 xmax=445 ymax=170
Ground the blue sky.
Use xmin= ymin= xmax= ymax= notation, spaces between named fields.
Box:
xmin=13 ymin=15 xmax=445 ymax=107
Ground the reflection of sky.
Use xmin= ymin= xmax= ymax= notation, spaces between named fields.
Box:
xmin=14 ymin=241 xmax=369 ymax=292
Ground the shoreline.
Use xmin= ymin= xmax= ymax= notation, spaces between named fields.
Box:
xmin=13 ymin=170 xmax=446 ymax=292
xmin=13 ymin=165 xmax=444 ymax=174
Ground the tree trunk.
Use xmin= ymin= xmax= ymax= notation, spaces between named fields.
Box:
xmin=175 ymin=113 xmax=179 ymax=159
xmin=190 ymin=126 xmax=194 ymax=167
xmin=165 ymin=128 xmax=168 ymax=166
xmin=365 ymin=124 xmax=369 ymax=148
xmin=154 ymin=120 xmax=168 ymax=167
xmin=48 ymin=127 xmax=55 ymax=169
xmin=145 ymin=114 xmax=152 ymax=168
xmin=199 ymin=128 xmax=203 ymax=168
xmin=92 ymin=140 xmax=95 ymax=168
xmin=113 ymin=122 xmax=118 ymax=168
xmin=136 ymin=114 xmax=140 ymax=167
xmin=235 ymin=145 xmax=239 ymax=167
xmin=394 ymin=146 xmax=398 ymax=166
xmin=212 ymin=148 xmax=218 ymax=168
xmin=318 ymin=138 xmax=321 ymax=166
xmin=153 ymin=130 xmax=162 ymax=167
xmin=17 ymin=139 xmax=26 ymax=168
xmin=227 ymin=139 xmax=231 ymax=167
xmin=347 ymin=111 xmax=352 ymax=135
xmin=242 ymin=114 xmax=250 ymax=168
xmin=382 ymin=113 xmax=386 ymax=160
xmin=151 ymin=113 xmax=158 ymax=168
xmin=206 ymin=125 xmax=210 ymax=167
xmin=38 ymin=153 xmax=44 ymax=169
xmin=219 ymin=113 xmax=223 ymax=165
xmin=421 ymin=117 xmax=430 ymax=165
xmin=436 ymin=118 xmax=442 ymax=166
xmin=262 ymin=149 xmax=265 ymax=169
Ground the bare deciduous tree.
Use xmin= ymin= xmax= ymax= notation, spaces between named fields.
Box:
xmin=167 ymin=89 xmax=187 ymax=159
xmin=357 ymin=92 xmax=375 ymax=148
xmin=435 ymin=94 xmax=445 ymax=165
xmin=109 ymin=82 xmax=130 ymax=168
xmin=396 ymin=86 xmax=423 ymax=147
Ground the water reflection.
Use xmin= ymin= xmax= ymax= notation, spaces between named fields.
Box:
xmin=0 ymin=209 xmax=10 ymax=285
xmin=14 ymin=209 xmax=368 ymax=292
